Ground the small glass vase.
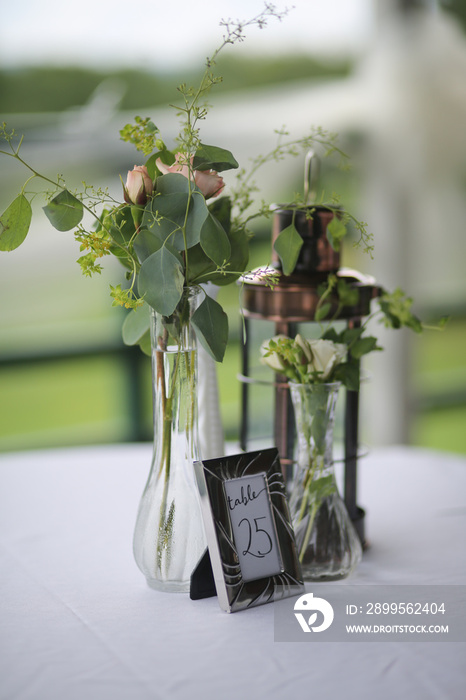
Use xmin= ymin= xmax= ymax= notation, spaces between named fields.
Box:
xmin=133 ymin=288 xmax=206 ymax=592
xmin=288 ymin=381 xmax=362 ymax=582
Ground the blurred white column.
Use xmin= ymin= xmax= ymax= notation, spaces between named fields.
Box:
xmin=359 ymin=1 xmax=466 ymax=444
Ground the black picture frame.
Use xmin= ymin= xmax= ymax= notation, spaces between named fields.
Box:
xmin=193 ymin=447 xmax=304 ymax=613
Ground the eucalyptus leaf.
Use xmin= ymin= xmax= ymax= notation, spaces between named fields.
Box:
xmin=326 ymin=215 xmax=347 ymax=251
xmin=145 ymin=150 xmax=175 ymax=179
xmin=122 ymin=302 xmax=151 ymax=345
xmin=208 ymin=196 xmax=231 ymax=233
xmin=43 ymin=189 xmax=83 ymax=231
xmin=145 ymin=152 xmax=161 ymax=180
xmin=185 ymin=243 xmax=216 ymax=284
xmin=143 ymin=192 xmax=188 ymax=249
xmin=138 ymin=329 xmax=151 ymax=356
xmin=0 ymin=194 xmax=32 ymax=251
xmin=143 ymin=188 xmax=208 ymax=251
xmin=273 ymin=223 xmax=303 ymax=276
xmin=156 ymin=173 xmax=189 ymax=195
xmin=200 ymin=212 xmax=231 ymax=266
xmin=133 ymin=229 xmax=163 ymax=263
xmin=193 ymin=144 xmax=239 ymax=172
xmin=189 ymin=191 xmax=210 ymax=243
xmin=138 ymin=246 xmax=184 ymax=316
xmin=191 ymin=295 xmax=229 ymax=362
xmin=206 ymin=225 xmax=250 ymax=286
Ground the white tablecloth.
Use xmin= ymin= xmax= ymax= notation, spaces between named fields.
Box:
xmin=1 ymin=444 xmax=465 ymax=700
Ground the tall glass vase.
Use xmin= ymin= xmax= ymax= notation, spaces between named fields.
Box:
xmin=133 ymin=288 xmax=206 ymax=592
xmin=288 ymin=381 xmax=362 ymax=581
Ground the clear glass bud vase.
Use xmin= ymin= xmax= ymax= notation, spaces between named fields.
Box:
xmin=133 ymin=288 xmax=206 ymax=592
xmin=288 ymin=381 xmax=362 ymax=582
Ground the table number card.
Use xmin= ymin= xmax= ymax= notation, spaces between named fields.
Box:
xmin=193 ymin=448 xmax=304 ymax=613
xmin=223 ymin=474 xmax=283 ymax=582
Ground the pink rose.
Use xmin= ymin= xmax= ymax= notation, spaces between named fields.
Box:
xmin=156 ymin=153 xmax=224 ymax=199
xmin=124 ymin=165 xmax=154 ymax=205
xmin=194 ymin=168 xmax=225 ymax=199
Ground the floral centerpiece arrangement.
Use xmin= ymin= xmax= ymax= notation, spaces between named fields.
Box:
xmin=260 ymin=334 xmax=363 ymax=579
xmin=0 ymin=4 xmax=363 ymax=365
xmin=0 ymin=3 xmax=446 ymax=588
xmin=0 ymin=3 xmax=371 ymax=591
xmin=259 ymin=275 xmax=446 ymax=580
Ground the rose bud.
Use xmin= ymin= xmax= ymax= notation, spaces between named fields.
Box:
xmin=124 ymin=165 xmax=154 ymax=205
xmin=194 ymin=169 xmax=225 ymax=199
xmin=156 ymin=153 xmax=225 ymax=199
xmin=156 ymin=153 xmax=190 ymax=179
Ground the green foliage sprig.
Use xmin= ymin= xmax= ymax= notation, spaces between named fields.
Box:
xmin=318 ymin=277 xmax=442 ymax=390
xmin=0 ymin=3 xmax=374 ymax=363
xmin=261 ymin=276 xmax=448 ymax=392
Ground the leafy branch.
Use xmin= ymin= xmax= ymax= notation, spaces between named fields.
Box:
xmin=0 ymin=122 xmax=144 ymax=307
xmin=0 ymin=4 xmax=399 ymax=364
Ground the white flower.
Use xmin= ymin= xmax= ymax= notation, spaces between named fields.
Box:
xmin=295 ymin=334 xmax=313 ymax=363
xmin=260 ymin=334 xmax=346 ymax=383
xmin=259 ymin=335 xmax=289 ymax=372
xmin=306 ymin=339 xmax=346 ymax=380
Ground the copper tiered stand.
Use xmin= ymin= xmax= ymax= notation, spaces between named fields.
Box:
xmin=238 ymin=203 xmax=380 ymax=547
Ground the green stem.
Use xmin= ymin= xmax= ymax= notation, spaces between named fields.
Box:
xmin=296 ymin=448 xmax=326 ymax=562
xmin=2 ymin=145 xmax=140 ymax=278
xmin=154 ymin=294 xmax=196 ymax=572
xmin=299 ymin=501 xmax=319 ymax=564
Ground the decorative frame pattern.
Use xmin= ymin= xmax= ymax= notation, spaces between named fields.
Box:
xmin=194 ymin=447 xmax=304 ymax=613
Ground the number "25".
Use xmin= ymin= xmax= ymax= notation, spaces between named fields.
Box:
xmin=238 ymin=516 xmax=273 ymax=559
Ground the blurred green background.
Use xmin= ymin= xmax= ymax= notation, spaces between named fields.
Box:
xmin=1 ymin=0 xmax=466 ymax=455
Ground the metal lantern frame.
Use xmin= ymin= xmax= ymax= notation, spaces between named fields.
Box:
xmin=238 ymin=261 xmax=380 ymax=548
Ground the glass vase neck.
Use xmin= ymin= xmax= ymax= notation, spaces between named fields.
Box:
xmin=289 ymin=381 xmax=341 ymax=474
xmin=133 ymin=287 xmax=206 ymax=592
xmin=288 ymin=380 xmax=362 ymax=581
xmin=151 ymin=287 xmax=201 ymax=352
